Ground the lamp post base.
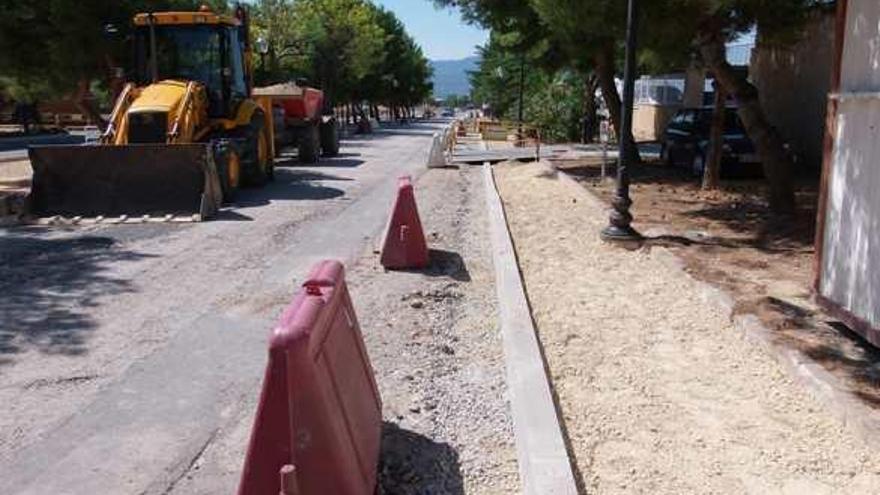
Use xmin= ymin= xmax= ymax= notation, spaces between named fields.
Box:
xmin=600 ymin=224 xmax=643 ymax=244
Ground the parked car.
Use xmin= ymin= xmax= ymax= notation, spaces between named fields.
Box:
xmin=660 ymin=106 xmax=763 ymax=178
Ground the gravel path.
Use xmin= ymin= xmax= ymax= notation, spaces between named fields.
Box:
xmin=494 ymin=161 xmax=880 ymax=494
xmin=351 ymin=164 xmax=519 ymax=494
xmin=170 ymin=164 xmax=519 ymax=494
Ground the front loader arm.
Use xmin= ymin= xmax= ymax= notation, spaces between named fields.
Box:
xmin=102 ymin=83 xmax=136 ymax=145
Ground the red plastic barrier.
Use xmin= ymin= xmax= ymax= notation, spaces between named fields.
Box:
xmin=238 ymin=260 xmax=382 ymax=495
xmin=380 ymin=175 xmax=430 ymax=269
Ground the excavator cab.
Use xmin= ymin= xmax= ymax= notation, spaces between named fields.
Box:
xmin=133 ymin=19 xmax=249 ymax=121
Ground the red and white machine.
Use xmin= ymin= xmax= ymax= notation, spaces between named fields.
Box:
xmin=253 ymin=82 xmax=339 ymax=163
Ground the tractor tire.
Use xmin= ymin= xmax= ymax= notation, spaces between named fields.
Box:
xmin=320 ymin=118 xmax=340 ymax=157
xmin=298 ymin=123 xmax=320 ymax=164
xmin=213 ymin=140 xmax=240 ymax=203
xmin=660 ymin=142 xmax=673 ymax=166
xmin=240 ymin=111 xmax=274 ymax=186
xmin=691 ymin=151 xmax=706 ymax=178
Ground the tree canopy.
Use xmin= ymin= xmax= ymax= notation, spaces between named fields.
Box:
xmin=251 ymin=0 xmax=432 ymax=112
xmin=438 ymin=0 xmax=819 ymax=212
xmin=0 ymin=0 xmax=433 ymax=120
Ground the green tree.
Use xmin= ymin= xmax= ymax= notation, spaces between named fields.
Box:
xmin=435 ymin=0 xmax=638 ymax=157
xmin=468 ymin=36 xmax=584 ymax=143
xmin=690 ymin=0 xmax=806 ymax=213
xmin=526 ymin=1 xmax=631 ymax=147
xmin=251 ymin=1 xmax=431 ymax=119
xmin=286 ymin=0 xmax=385 ymax=107
xmin=250 ymin=0 xmax=301 ymax=84
xmin=359 ymin=5 xmax=433 ymax=120
xmin=443 ymin=94 xmax=471 ymax=109
xmin=440 ymin=0 xmax=809 ymax=213
xmin=0 ymin=0 xmax=224 ymax=125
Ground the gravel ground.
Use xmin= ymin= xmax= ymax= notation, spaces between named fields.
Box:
xmin=350 ymin=164 xmax=519 ymax=494
xmin=1 ymin=123 xmax=517 ymax=493
xmin=161 ymin=162 xmax=519 ymax=494
xmin=494 ymin=161 xmax=880 ymax=494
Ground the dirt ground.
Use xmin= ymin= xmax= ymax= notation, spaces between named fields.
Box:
xmin=556 ymin=157 xmax=880 ymax=416
xmin=494 ymin=160 xmax=880 ymax=494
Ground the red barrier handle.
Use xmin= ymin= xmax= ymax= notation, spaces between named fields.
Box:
xmin=280 ymin=464 xmax=300 ymax=495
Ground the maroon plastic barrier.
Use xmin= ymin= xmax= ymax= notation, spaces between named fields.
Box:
xmin=238 ymin=260 xmax=382 ymax=495
xmin=380 ymin=175 xmax=430 ymax=269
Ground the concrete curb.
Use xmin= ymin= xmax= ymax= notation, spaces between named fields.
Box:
xmin=555 ymin=167 xmax=880 ymax=452
xmin=483 ymin=161 xmax=578 ymax=495
xmin=673 ymin=249 xmax=880 ymax=450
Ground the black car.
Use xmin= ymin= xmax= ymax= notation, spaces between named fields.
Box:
xmin=660 ymin=107 xmax=762 ymax=178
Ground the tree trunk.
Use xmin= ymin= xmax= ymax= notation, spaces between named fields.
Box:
xmin=74 ymin=79 xmax=106 ymax=131
xmin=697 ymin=26 xmax=795 ymax=213
xmin=582 ymin=73 xmax=599 ymax=144
xmin=703 ymin=82 xmax=725 ymax=190
xmin=594 ymin=44 xmax=641 ymax=163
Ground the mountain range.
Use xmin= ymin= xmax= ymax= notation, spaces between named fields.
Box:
xmin=430 ymin=56 xmax=479 ymax=99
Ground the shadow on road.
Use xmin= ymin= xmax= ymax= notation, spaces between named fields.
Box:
xmin=275 ymin=154 xmax=366 ymax=169
xmin=275 ymin=169 xmax=354 ymax=182
xmin=0 ymin=234 xmax=150 ymax=365
xmin=378 ymin=421 xmax=463 ymax=495
xmin=213 ymin=209 xmax=254 ymax=222
xmin=235 ymin=169 xmax=346 ymax=209
xmin=310 ymin=157 xmax=365 ymax=168
xmin=340 ymin=121 xmax=446 ymax=142
xmin=374 ymin=127 xmax=438 ymax=138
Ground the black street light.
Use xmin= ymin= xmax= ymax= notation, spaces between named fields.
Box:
xmin=517 ymin=53 xmax=525 ymax=136
xmin=256 ymin=36 xmax=269 ymax=78
xmin=601 ymin=0 xmax=642 ymax=243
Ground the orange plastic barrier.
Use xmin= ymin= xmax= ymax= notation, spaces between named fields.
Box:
xmin=380 ymin=176 xmax=429 ymax=269
xmin=238 ymin=260 xmax=382 ymax=495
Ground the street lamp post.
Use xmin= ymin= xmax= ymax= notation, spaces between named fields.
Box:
xmin=495 ymin=67 xmax=505 ymax=119
xmin=256 ymin=37 xmax=269 ymax=79
xmin=601 ymin=0 xmax=642 ymax=243
xmin=517 ymin=53 xmax=525 ymax=136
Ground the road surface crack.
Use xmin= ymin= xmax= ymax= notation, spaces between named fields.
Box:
xmin=158 ymin=428 xmax=220 ymax=495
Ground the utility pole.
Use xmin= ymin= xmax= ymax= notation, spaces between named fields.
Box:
xmin=601 ymin=0 xmax=641 ymax=243
xmin=517 ymin=53 xmax=525 ymax=137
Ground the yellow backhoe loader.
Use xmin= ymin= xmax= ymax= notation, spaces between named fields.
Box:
xmin=26 ymin=4 xmax=273 ymax=222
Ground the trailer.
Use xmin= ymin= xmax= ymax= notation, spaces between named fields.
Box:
xmin=253 ymin=82 xmax=340 ymax=164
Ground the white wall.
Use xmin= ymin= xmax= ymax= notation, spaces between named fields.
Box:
xmin=839 ymin=0 xmax=880 ymax=92
xmin=820 ymin=0 xmax=880 ymax=329
xmin=821 ymin=99 xmax=880 ymax=328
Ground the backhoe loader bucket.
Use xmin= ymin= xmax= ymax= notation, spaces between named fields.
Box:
xmin=27 ymin=144 xmax=223 ymax=221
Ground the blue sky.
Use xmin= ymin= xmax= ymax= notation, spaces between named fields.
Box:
xmin=372 ymin=0 xmax=488 ymax=60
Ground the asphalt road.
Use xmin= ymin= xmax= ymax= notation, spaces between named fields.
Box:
xmin=0 ymin=121 xmax=445 ymax=494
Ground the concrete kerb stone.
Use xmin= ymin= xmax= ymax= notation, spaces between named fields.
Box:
xmin=482 ymin=161 xmax=579 ymax=495
xmin=554 ymin=166 xmax=880 ymax=452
